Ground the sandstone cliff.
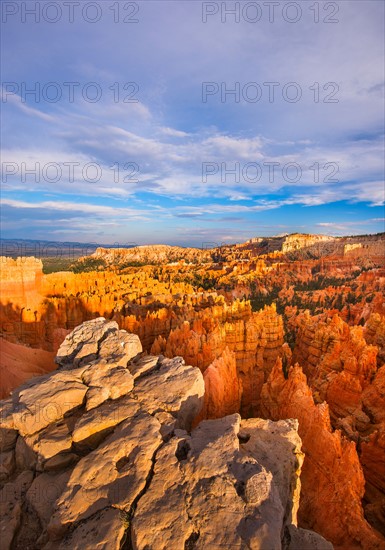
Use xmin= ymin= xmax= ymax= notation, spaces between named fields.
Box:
xmin=290 ymin=311 xmax=385 ymax=538
xmin=150 ymin=304 xmax=284 ymax=417
xmin=91 ymin=244 xmax=211 ymax=265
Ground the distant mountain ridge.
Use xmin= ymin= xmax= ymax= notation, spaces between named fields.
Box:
xmin=2 ymin=232 xmax=384 ymax=264
xmin=88 ymin=232 xmax=385 ymax=266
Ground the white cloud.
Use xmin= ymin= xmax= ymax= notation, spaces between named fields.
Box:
xmin=2 ymin=132 xmax=383 ymax=204
xmin=158 ymin=127 xmax=190 ymax=138
xmin=1 ymin=89 xmax=56 ymax=122
xmin=0 ymin=198 xmax=152 ymax=221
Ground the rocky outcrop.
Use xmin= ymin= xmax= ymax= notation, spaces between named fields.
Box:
xmin=281 ymin=234 xmax=335 ymax=256
xmin=292 ymin=314 xmax=378 ymax=422
xmin=197 ymin=347 xmax=242 ymax=420
xmin=91 ymin=244 xmax=211 ymax=265
xmin=151 ymin=304 xmax=284 ymax=417
xmin=0 ymin=257 xmax=47 ymax=349
xmin=132 ymin=414 xmax=331 ymax=550
xmin=290 ymin=311 xmax=385 ymax=538
xmin=0 ymin=257 xmax=43 ymax=299
xmin=0 ymin=319 xmax=332 ymax=550
xmin=365 ymin=313 xmax=385 ymax=365
xmin=281 ymin=233 xmax=385 ymax=261
xmin=260 ymin=359 xmax=385 ymax=549
xmin=361 ymin=426 xmax=385 ymax=536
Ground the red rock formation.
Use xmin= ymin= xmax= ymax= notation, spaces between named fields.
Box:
xmin=365 ymin=313 xmax=385 ymax=365
xmin=0 ymin=256 xmax=43 ymax=302
xmin=197 ymin=348 xmax=242 ymax=421
xmin=293 ymin=314 xmax=378 ymax=402
xmin=260 ymin=359 xmax=384 ymax=549
xmin=0 ymin=257 xmax=46 ymax=347
xmin=150 ymin=304 xmax=284 ymax=416
xmin=362 ymin=365 xmax=385 ymax=426
xmin=91 ymin=243 xmax=211 ymax=265
xmin=0 ymin=338 xmax=56 ymax=399
xmin=361 ymin=427 xmax=385 ymax=535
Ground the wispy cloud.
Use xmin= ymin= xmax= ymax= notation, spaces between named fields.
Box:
xmin=1 ymin=88 xmax=56 ymax=122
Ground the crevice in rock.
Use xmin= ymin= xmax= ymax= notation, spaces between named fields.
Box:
xmin=59 ymin=325 xmax=117 ymax=370
xmin=235 ymin=479 xmax=246 ymax=499
xmin=362 ymin=403 xmax=376 ymax=426
xmin=120 ymin=440 xmax=165 ymax=550
xmin=175 ymin=439 xmax=190 ymax=462
xmin=184 ymin=531 xmax=200 ymax=549
xmin=161 ymin=430 xmax=175 ymax=443
xmin=282 ymin=525 xmax=292 ymax=550
xmin=238 ymin=432 xmax=250 ymax=444
xmin=131 ymin=358 xmax=162 ymax=382
xmin=72 ymin=425 xmax=117 ymax=454
xmin=81 ymin=327 xmax=118 ymax=368
xmin=11 ymin=498 xmax=42 ymax=550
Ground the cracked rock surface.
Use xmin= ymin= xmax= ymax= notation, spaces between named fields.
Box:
xmin=0 ymin=318 xmax=332 ymax=549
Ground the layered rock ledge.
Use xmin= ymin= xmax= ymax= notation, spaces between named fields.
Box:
xmin=0 ymin=318 xmax=332 ymax=549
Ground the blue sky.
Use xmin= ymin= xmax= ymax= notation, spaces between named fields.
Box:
xmin=1 ymin=0 xmax=384 ymax=246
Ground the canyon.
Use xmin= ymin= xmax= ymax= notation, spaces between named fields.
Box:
xmin=0 ymin=232 xmax=384 ymax=549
